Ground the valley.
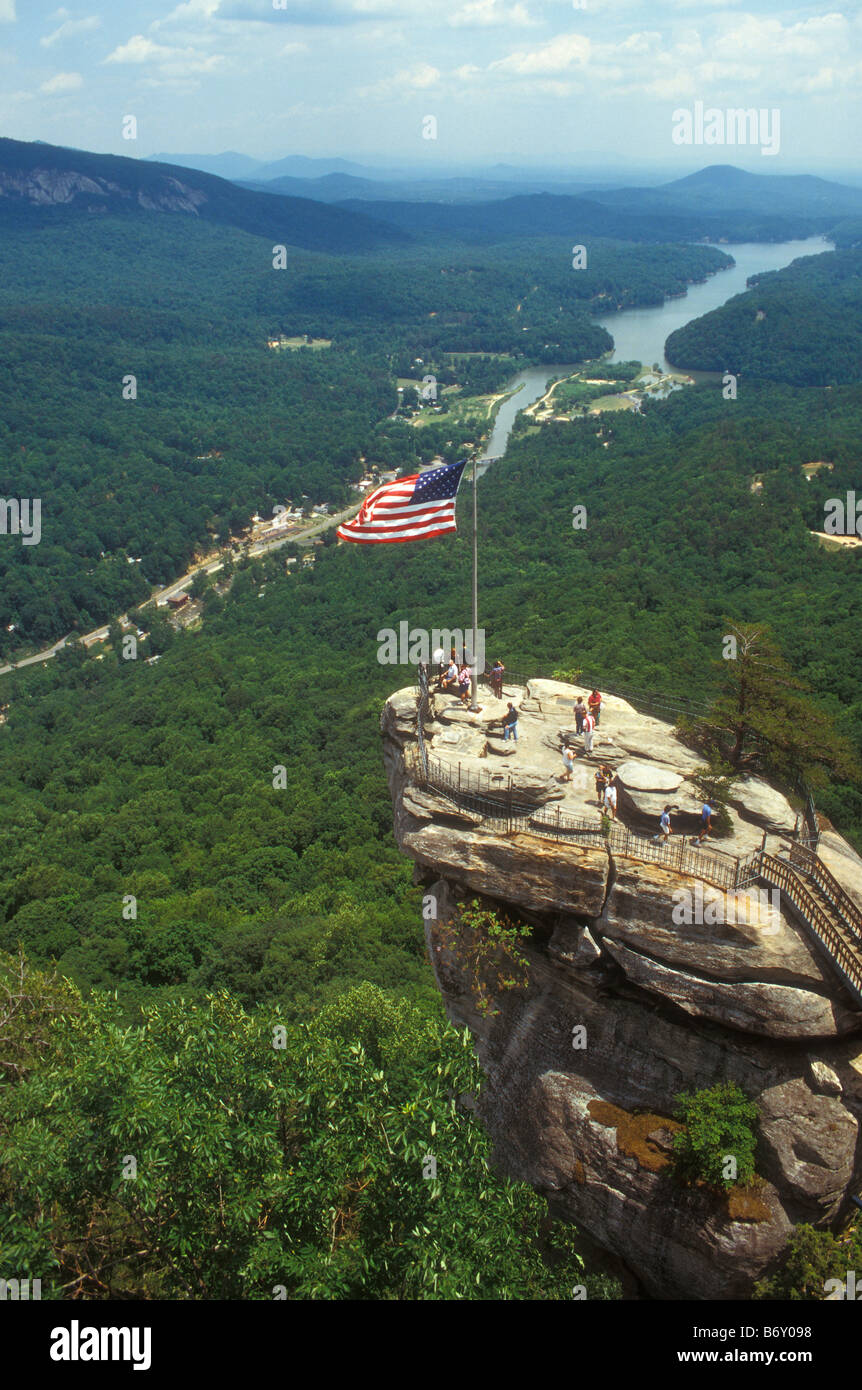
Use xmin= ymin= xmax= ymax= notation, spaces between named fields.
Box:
xmin=1 ymin=125 xmax=861 ymax=1317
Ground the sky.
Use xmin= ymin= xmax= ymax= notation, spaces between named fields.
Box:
xmin=0 ymin=0 xmax=860 ymax=176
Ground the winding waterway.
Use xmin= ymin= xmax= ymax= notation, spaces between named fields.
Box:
xmin=478 ymin=235 xmax=832 ymax=473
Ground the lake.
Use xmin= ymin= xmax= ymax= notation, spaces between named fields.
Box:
xmin=479 ymin=235 xmax=832 ymax=469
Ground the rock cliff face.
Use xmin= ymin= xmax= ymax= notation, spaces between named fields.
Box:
xmin=0 ymin=168 xmax=208 ymax=214
xmin=382 ymin=677 xmax=862 ymax=1299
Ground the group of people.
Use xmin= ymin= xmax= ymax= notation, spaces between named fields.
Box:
xmin=435 ymin=651 xmax=473 ymax=705
xmin=430 ymin=661 xmax=722 ymax=848
xmin=559 ymin=748 xmax=617 ymax=818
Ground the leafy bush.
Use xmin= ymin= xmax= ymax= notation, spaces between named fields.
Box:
xmin=672 ymin=1081 xmax=758 ymax=1189
xmin=753 ymin=1221 xmax=862 ymax=1300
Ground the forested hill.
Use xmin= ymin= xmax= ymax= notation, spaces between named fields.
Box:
xmin=0 ymin=137 xmax=407 ymax=251
xmin=341 ymin=190 xmax=820 ymax=246
xmin=665 ymin=246 xmax=862 ymax=385
xmin=587 ymin=165 xmax=862 ymax=221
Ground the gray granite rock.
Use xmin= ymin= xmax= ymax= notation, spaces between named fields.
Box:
xmin=617 ymin=760 xmax=684 ymax=792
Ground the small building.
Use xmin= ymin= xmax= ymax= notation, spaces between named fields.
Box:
xmin=167 ymin=594 xmax=189 ymax=610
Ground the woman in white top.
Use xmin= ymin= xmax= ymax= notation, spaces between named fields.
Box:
xmin=561 ymin=745 xmax=577 ymax=781
xmin=603 ymin=783 xmax=618 ymax=819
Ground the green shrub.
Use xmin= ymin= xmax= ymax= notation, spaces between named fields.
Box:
xmin=672 ymin=1081 xmax=758 ymax=1189
xmin=753 ymin=1221 xmax=862 ymax=1300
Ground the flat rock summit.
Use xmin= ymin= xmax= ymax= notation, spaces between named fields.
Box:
xmin=381 ymin=675 xmax=862 ymax=1299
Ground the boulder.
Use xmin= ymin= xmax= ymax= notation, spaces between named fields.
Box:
xmin=616 ymin=760 xmax=684 ymax=792
xmin=383 ymin=678 xmax=862 ymax=1298
xmin=602 ymin=937 xmax=856 ymax=1038
xmin=549 ymin=921 xmax=603 ymax=969
xmin=758 ymin=1078 xmax=858 ymax=1210
xmin=615 ymin=782 xmax=704 ymax=832
xmin=596 ymin=861 xmax=833 ymax=994
xmin=726 ymin=778 xmax=796 ymax=833
xmin=807 ymin=1060 xmax=842 ymax=1096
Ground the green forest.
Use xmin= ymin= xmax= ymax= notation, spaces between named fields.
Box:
xmin=0 ymin=216 xmax=729 ymax=657
xmin=1 ymin=196 xmax=861 ymax=1301
xmin=665 ymin=246 xmax=862 ymax=384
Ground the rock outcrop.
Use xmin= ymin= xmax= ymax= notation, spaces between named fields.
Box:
xmin=382 ymin=677 xmax=862 ymax=1300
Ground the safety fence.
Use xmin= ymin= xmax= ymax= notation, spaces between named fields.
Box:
xmin=405 ymin=739 xmax=759 ymax=894
xmin=788 ymin=840 xmax=862 ymax=944
xmin=758 ymin=852 xmax=862 ymax=1005
xmin=408 ymin=665 xmax=862 ymax=1004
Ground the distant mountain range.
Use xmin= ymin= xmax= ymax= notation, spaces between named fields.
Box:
xmin=0 ymin=138 xmax=408 ymax=251
xmin=586 ymin=165 xmax=862 ymax=220
xmin=1 ymin=140 xmax=858 ymax=252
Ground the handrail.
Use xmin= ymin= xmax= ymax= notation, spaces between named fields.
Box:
xmin=406 ymin=743 xmax=751 ymax=893
xmin=788 ymin=841 xmax=862 ymax=944
xmin=759 ymin=852 xmax=862 ymax=1001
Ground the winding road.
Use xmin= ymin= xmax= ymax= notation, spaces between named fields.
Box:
xmin=0 ymin=500 xmax=362 ymax=680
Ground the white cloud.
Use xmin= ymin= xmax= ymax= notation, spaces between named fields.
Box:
xmin=104 ymin=34 xmax=224 ymax=77
xmin=0 ymin=0 xmax=16 ymax=20
xmin=152 ymin=0 xmax=222 ymax=30
xmin=449 ymin=0 xmax=535 ymax=28
xmin=40 ymin=71 xmax=83 ymax=93
xmin=41 ymin=14 xmax=100 ymax=46
xmin=358 ymin=61 xmax=440 ymax=98
xmin=713 ymin=12 xmax=849 ymax=63
xmin=491 ymin=33 xmax=590 ymax=75
xmin=105 ymin=36 xmax=173 ymax=64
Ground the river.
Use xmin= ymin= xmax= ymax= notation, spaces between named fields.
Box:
xmin=478 ymin=235 xmax=832 ymax=470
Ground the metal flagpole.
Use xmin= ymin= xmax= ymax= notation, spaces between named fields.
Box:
xmin=470 ymin=454 xmax=480 ymax=711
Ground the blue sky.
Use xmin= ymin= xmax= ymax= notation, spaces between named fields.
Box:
xmin=0 ymin=1 xmax=860 ymax=174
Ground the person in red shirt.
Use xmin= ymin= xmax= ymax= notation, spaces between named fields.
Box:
xmin=588 ymin=689 xmax=602 ymax=726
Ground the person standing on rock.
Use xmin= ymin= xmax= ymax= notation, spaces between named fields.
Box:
xmin=652 ymin=805 xmax=672 ymax=843
xmin=502 ymin=702 xmax=519 ymax=743
xmin=694 ymin=802 xmax=715 ymax=845
xmin=490 ymin=659 xmax=505 ymax=699
xmin=594 ymin=764 xmax=607 ymax=804
xmin=457 ymin=663 xmax=472 ymax=705
xmin=603 ymin=780 xmax=618 ymax=820
xmin=561 ymin=743 xmax=577 ymax=781
xmin=588 ymin=688 xmax=602 ymax=726
xmin=574 ymin=696 xmax=586 ymax=734
xmin=582 ymin=709 xmax=595 ymax=755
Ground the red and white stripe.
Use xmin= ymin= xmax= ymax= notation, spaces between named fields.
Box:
xmin=336 ymin=473 xmax=458 ymax=544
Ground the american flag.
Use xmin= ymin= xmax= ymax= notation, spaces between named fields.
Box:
xmin=336 ymin=460 xmax=468 ymax=544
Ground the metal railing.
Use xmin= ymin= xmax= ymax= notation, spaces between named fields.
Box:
xmin=759 ymin=852 xmax=862 ymax=1005
xmin=788 ymin=840 xmax=862 ymax=944
xmin=406 ymin=741 xmax=757 ymax=893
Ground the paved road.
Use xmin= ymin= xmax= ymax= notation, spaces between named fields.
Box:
xmin=0 ymin=501 xmax=362 ymax=680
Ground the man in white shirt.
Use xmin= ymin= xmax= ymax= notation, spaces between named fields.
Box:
xmin=582 ymin=710 xmax=595 ymax=755
xmin=603 ymin=783 xmax=618 ymax=819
